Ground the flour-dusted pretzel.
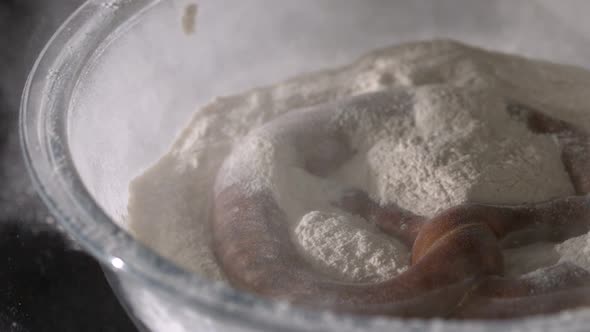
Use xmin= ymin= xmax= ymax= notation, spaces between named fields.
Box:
xmin=212 ymin=91 xmax=590 ymax=318
xmin=337 ymin=190 xmax=590 ymax=318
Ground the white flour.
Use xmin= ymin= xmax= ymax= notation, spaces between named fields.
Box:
xmin=127 ymin=40 xmax=590 ymax=282
xmin=295 ymin=211 xmax=409 ymax=283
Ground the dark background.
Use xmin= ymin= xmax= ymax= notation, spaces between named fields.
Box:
xmin=0 ymin=1 xmax=138 ymax=331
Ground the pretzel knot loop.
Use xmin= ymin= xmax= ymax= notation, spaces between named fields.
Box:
xmin=212 ymin=92 xmax=590 ymax=319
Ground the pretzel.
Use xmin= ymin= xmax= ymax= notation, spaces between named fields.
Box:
xmin=212 ymin=91 xmax=590 ymax=318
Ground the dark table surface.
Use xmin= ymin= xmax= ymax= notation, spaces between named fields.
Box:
xmin=0 ymin=1 xmax=138 ymax=331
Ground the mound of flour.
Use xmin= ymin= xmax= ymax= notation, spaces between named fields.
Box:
xmin=295 ymin=211 xmax=409 ymax=283
xmin=127 ymin=40 xmax=590 ymax=282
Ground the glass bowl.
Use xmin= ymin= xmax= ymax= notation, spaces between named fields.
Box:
xmin=20 ymin=0 xmax=590 ymax=331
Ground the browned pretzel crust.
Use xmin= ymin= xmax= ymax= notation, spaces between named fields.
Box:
xmin=212 ymin=92 xmax=590 ymax=319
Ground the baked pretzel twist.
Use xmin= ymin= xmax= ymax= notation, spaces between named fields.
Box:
xmin=212 ymin=91 xmax=590 ymax=319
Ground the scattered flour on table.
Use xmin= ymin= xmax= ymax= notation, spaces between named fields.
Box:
xmin=127 ymin=40 xmax=590 ymax=282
